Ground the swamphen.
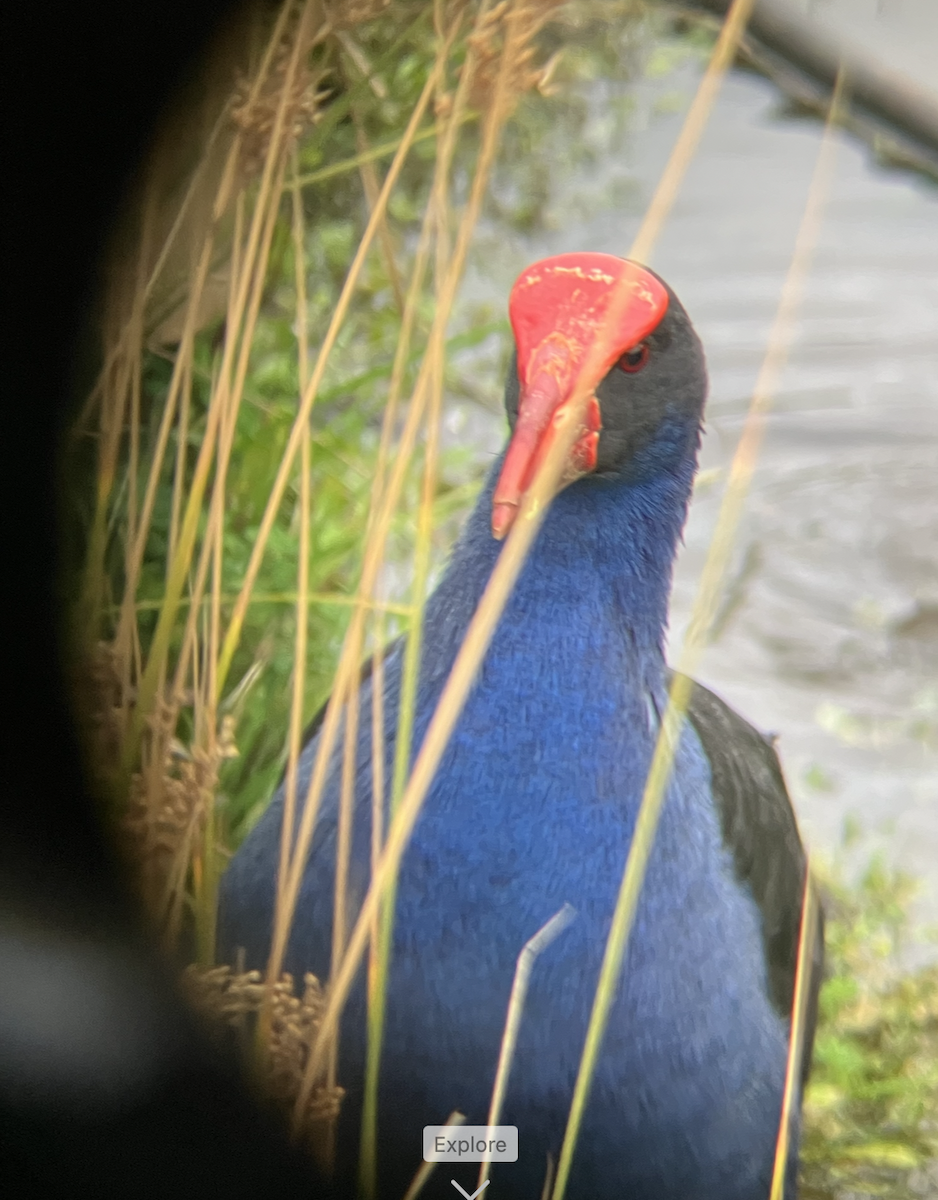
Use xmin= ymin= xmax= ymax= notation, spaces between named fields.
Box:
xmin=219 ymin=253 xmax=824 ymax=1200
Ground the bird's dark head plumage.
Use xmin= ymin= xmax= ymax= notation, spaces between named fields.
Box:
xmin=493 ymin=252 xmax=707 ymax=538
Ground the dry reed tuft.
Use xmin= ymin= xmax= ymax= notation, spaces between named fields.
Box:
xmin=465 ymin=0 xmax=568 ymax=108
xmin=229 ymin=6 xmax=333 ymax=180
xmin=328 ymin=0 xmax=394 ymax=31
xmin=182 ymin=963 xmax=344 ymax=1151
xmin=123 ymin=706 xmax=240 ymax=939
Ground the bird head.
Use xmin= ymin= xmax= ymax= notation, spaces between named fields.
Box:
xmin=492 ymin=252 xmax=707 ymax=539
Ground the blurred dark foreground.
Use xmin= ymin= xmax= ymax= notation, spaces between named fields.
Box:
xmin=0 ymin=0 xmax=335 ymax=1193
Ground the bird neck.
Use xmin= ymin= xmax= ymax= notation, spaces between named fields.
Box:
xmin=425 ymin=422 xmax=700 ymax=673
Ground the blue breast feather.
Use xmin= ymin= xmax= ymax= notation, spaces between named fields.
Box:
xmin=219 ymin=415 xmax=794 ymax=1200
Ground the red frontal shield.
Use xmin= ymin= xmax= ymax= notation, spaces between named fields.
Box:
xmin=492 ymin=253 xmax=669 ymax=538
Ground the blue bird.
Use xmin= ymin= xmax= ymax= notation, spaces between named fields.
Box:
xmin=219 ymin=253 xmax=824 ymax=1200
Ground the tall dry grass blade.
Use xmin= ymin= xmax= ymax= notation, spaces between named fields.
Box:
xmin=176 ymin=4 xmax=324 ymax=644
xmin=477 ymin=905 xmax=577 ymax=1190
xmin=539 ymin=1153 xmax=555 ymax=1200
xmin=359 ymin=106 xmax=441 ymax=533
xmin=194 ymin=347 xmax=231 ymax=967
xmin=164 ymin=807 xmax=202 ymax=951
xmin=253 ymin=290 xmax=503 ymax=964
xmin=262 ymin=18 xmax=464 ymax=1005
xmin=167 ymin=147 xmax=290 ymax=739
xmin=768 ymin=864 xmax=820 ymax=1200
xmin=279 ymin=430 xmax=312 ymax=908
xmin=358 ymin=5 xmax=482 ymax=1185
xmin=550 ymin=52 xmax=845 ymax=1200
xmin=282 ymin=184 xmax=445 ymax=1159
xmin=294 ymin=0 xmax=558 ymax=1125
xmin=354 ymin=195 xmax=444 ymax=924
xmin=155 ymin=147 xmax=291 ymax=953
xmin=167 ymin=340 xmax=195 ymax=567
xmin=215 ymin=24 xmax=458 ymax=701
xmin=114 ymin=216 xmax=219 ymax=660
xmin=126 ymin=0 xmax=321 ymax=769
xmin=294 ymin=112 xmax=480 ymax=190
xmin=358 ymin=349 xmax=448 ymax=1193
xmin=367 ymin=613 xmax=386 ymax=988
xmin=352 ymin=192 xmax=437 ymax=1069
xmin=291 ymin=152 xmax=310 ymax=391
xmin=279 ymin=151 xmax=312 ymax=943
xmin=352 ymin=109 xmax=406 ymax=313
xmin=337 ymin=45 xmax=458 ymax=1177
xmin=119 ymin=592 xmax=413 ymax=617
xmin=330 ymin=614 xmax=363 ymax=1010
xmin=323 ymin=21 xmax=425 ymax=1040
xmin=320 ymin=71 xmax=380 ymax=1104
xmin=401 ymin=1111 xmax=467 ymax=1200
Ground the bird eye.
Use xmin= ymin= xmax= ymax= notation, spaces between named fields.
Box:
xmin=617 ymin=342 xmax=649 ymax=373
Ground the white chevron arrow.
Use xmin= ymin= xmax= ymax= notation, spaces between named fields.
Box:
xmin=450 ymin=1179 xmax=491 ymax=1200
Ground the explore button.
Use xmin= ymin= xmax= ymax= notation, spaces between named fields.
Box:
xmin=423 ymin=1126 xmax=518 ymax=1162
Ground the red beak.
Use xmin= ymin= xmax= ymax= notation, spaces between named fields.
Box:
xmin=491 ymin=350 xmax=602 ymax=541
xmin=491 ymin=253 xmax=669 ymax=540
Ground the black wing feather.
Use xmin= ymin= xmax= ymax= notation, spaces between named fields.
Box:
xmin=675 ymin=671 xmax=825 ymax=1083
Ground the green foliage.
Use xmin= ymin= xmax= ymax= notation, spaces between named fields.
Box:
xmin=801 ymin=857 xmax=938 ymax=1198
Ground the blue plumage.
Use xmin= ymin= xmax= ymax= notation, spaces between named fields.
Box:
xmin=219 ymin=256 xmax=812 ymax=1199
